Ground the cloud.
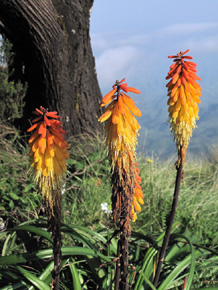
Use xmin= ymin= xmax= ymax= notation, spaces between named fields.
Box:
xmin=186 ymin=35 xmax=218 ymax=53
xmin=91 ymin=22 xmax=218 ymax=93
xmin=160 ymin=22 xmax=218 ymax=36
xmin=95 ymin=45 xmax=141 ymax=89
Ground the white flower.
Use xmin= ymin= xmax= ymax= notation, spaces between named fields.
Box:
xmin=0 ymin=218 xmax=5 ymax=230
xmin=101 ymin=202 xmax=112 ymax=214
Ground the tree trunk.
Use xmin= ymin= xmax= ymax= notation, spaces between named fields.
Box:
xmin=0 ymin=0 xmax=102 ymax=136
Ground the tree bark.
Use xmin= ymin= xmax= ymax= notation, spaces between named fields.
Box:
xmin=0 ymin=0 xmax=102 ymax=136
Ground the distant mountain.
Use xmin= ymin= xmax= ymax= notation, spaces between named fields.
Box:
xmin=136 ymin=82 xmax=218 ymax=159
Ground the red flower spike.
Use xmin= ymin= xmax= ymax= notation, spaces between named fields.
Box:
xmin=57 ymin=128 xmax=67 ymax=135
xmin=166 ymin=49 xmax=202 ymax=156
xmin=182 ymin=69 xmax=190 ymax=80
xmin=32 ymin=116 xmax=42 ymax=123
xmin=32 ymin=111 xmax=42 ymax=116
xmin=36 ymin=108 xmax=43 ymax=115
xmin=119 ymin=78 xmax=126 ymax=84
xmin=120 ymin=83 xmax=129 ymax=92
xmin=46 ymin=131 xmax=53 ymax=146
xmin=27 ymin=105 xmax=70 ymax=212
xmin=183 ymin=49 xmax=190 ymax=55
xmin=185 ymin=61 xmax=197 ymax=68
xmin=126 ymin=87 xmax=141 ymax=94
xmin=101 ymin=88 xmax=117 ymax=106
xmin=118 ymin=96 xmax=126 ymax=115
xmin=46 ymin=114 xmax=60 ymax=119
xmin=44 ymin=116 xmax=51 ymax=126
xmin=50 ymin=128 xmax=65 ymax=142
xmin=47 ymin=111 xmax=58 ymax=115
xmin=38 ymin=123 xmax=45 ymax=135
xmin=182 ymin=55 xmax=193 ymax=59
xmin=27 ymin=123 xmax=38 ymax=132
xmin=168 ymin=55 xmax=179 ymax=58
xmin=183 ymin=62 xmax=190 ymax=71
xmin=170 ymin=62 xmax=178 ymax=69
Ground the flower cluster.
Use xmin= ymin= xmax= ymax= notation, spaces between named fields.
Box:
xmin=27 ymin=106 xmax=69 ymax=209
xmin=99 ymin=79 xmax=141 ymax=171
xmin=132 ymin=163 xmax=144 ymax=222
xmin=166 ymin=50 xmax=201 ymax=160
xmin=101 ymin=202 xmax=112 ymax=214
xmin=98 ymin=79 xmax=143 ymax=221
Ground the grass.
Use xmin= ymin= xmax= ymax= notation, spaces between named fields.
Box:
xmin=1 ymin=130 xmax=218 ymax=288
xmin=134 ymin=154 xmax=218 ymax=247
xmin=1 ymin=131 xmax=218 ymax=246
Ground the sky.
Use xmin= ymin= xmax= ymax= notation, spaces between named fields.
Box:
xmin=90 ymin=0 xmax=218 ymax=89
xmin=90 ymin=0 xmax=218 ymax=157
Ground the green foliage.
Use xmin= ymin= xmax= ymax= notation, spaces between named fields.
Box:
xmin=0 ymin=38 xmax=27 ymax=124
xmin=1 ymin=221 xmax=218 ymax=289
xmin=63 ymin=133 xmax=112 ymax=229
xmin=134 ymin=156 xmax=218 ymax=247
xmin=0 ymin=137 xmax=42 ymax=223
xmin=2 ymin=132 xmax=218 ymax=288
xmin=0 ymin=37 xmax=38 ymax=226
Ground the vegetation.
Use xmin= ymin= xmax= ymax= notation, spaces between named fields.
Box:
xmin=1 ymin=40 xmax=218 ymax=289
xmin=1 ymin=127 xmax=218 ymax=289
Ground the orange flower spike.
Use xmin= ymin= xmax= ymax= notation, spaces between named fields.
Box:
xmin=122 ymin=95 xmax=142 ymax=117
xmin=35 ymin=108 xmax=43 ymax=115
xmin=98 ymin=109 xmax=112 ymax=123
xmin=126 ymin=87 xmax=141 ymax=94
xmin=98 ymin=79 xmax=143 ymax=224
xmin=27 ymin=106 xmax=69 ymax=210
xmin=100 ymin=88 xmax=117 ymax=107
xmin=119 ymin=83 xmax=129 ymax=92
xmin=28 ymin=130 xmax=39 ymax=144
xmin=50 ymin=128 xmax=65 ymax=141
xmin=27 ymin=123 xmax=39 ymax=132
xmin=132 ymin=163 xmax=144 ymax=221
xmin=45 ymin=113 xmax=60 ymax=119
xmin=166 ymin=50 xmax=201 ymax=157
xmin=32 ymin=116 xmax=43 ymax=123
xmin=38 ymin=122 xmax=46 ymax=138
xmin=47 ymin=130 xmax=54 ymax=146
xmin=118 ymin=96 xmax=126 ymax=115
xmin=44 ymin=115 xmax=51 ymax=126
xmin=112 ymin=102 xmax=120 ymax=124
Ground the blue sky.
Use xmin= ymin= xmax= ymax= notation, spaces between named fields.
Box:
xmin=90 ymin=1 xmax=218 ymax=157
xmin=90 ymin=0 xmax=218 ymax=90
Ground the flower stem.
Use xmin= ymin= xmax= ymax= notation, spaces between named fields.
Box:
xmin=120 ymin=231 xmax=129 ymax=290
xmin=50 ymin=201 xmax=62 ymax=290
xmin=153 ymin=160 xmax=183 ymax=287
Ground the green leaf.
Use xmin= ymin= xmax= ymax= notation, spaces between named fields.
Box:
xmin=0 ymin=246 xmax=111 ymax=265
xmin=136 ymin=272 xmax=157 ymax=290
xmin=198 ymin=288 xmax=218 ymax=290
xmin=69 ymin=262 xmax=82 ymax=290
xmin=15 ymin=266 xmax=51 ymax=290
xmin=0 ymin=281 xmax=29 ymax=290
xmin=9 ymin=200 xmax=14 ymax=209
xmin=9 ymin=192 xmax=19 ymax=200
xmin=23 ymin=183 xmax=35 ymax=192
xmin=7 ymin=225 xmax=53 ymax=243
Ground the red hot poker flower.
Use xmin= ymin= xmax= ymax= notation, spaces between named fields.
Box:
xmin=27 ymin=106 xmax=69 ymax=210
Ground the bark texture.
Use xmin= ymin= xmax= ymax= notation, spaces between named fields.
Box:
xmin=0 ymin=0 xmax=102 ymax=135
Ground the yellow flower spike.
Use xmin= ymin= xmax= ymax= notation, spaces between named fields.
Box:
xmin=167 ymin=50 xmax=201 ymax=161
xmin=98 ymin=79 xmax=143 ymax=227
xmin=27 ymin=106 xmax=69 ymax=212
